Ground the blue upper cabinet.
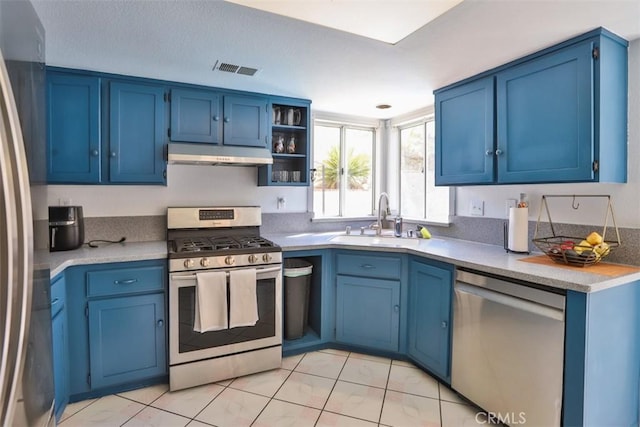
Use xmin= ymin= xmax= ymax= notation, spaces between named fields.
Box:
xmin=169 ymin=89 xmax=222 ymax=144
xmin=47 ymin=73 xmax=101 ymax=183
xmin=109 ymin=82 xmax=166 ymax=184
xmin=496 ymin=41 xmax=595 ymax=184
xmin=223 ymin=94 xmax=268 ymax=147
xmin=435 ymin=76 xmax=495 ymax=185
xmin=435 ymin=28 xmax=628 ymax=186
xmin=258 ymin=97 xmax=312 ymax=187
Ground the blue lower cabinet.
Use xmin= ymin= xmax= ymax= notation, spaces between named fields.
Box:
xmin=51 ymin=274 xmax=69 ymax=421
xmin=407 ymin=259 xmax=453 ymax=382
xmin=64 ymin=260 xmax=167 ymax=401
xmin=336 ymin=275 xmax=400 ymax=352
xmin=88 ymin=293 xmax=166 ymax=389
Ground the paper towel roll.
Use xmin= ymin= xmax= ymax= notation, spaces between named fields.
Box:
xmin=508 ymin=207 xmax=529 ymax=252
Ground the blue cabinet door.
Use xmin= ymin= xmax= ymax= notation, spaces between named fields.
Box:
xmin=435 ymin=76 xmax=495 ymax=186
xmin=408 ymin=259 xmax=453 ymax=382
xmin=496 ymin=41 xmax=595 ymax=183
xmin=170 ymin=89 xmax=222 ymax=144
xmin=223 ymin=95 xmax=268 ymax=147
xmin=336 ymin=275 xmax=400 ymax=352
xmin=51 ymin=274 xmax=68 ymax=421
xmin=47 ymin=73 xmax=100 ymax=183
xmin=52 ymin=310 xmax=68 ymax=421
xmin=109 ymin=82 xmax=166 ymax=184
xmin=88 ymin=293 xmax=166 ymax=389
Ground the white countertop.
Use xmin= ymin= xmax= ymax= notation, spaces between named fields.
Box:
xmin=39 ymin=241 xmax=168 ymax=278
xmin=38 ymin=233 xmax=640 ymax=293
xmin=264 ymin=231 xmax=640 ymax=293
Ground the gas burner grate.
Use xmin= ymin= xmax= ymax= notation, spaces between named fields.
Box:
xmin=236 ymin=236 xmax=275 ymax=249
xmin=176 ymin=238 xmax=215 ymax=253
xmin=208 ymin=237 xmax=242 ymax=251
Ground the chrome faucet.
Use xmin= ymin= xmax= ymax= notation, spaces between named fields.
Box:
xmin=376 ymin=192 xmax=391 ymax=236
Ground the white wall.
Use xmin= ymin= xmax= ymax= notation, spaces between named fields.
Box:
xmin=455 ymin=38 xmax=640 ymax=228
xmin=42 ymin=165 xmax=307 ymax=220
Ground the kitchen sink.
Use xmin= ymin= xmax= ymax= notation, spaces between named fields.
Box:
xmin=329 ymin=234 xmax=421 ymax=248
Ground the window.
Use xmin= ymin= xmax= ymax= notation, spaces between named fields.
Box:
xmin=399 ymin=119 xmax=449 ymax=223
xmin=313 ymin=122 xmax=375 ymax=218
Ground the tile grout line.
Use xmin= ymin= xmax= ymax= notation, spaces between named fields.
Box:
xmin=246 ymin=365 xmax=295 ymax=426
xmin=377 ymin=356 xmax=394 ymax=426
xmin=311 ymin=350 xmax=351 ymax=426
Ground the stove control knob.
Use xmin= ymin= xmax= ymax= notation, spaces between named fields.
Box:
xmin=200 ymin=258 xmax=210 ymax=268
xmin=262 ymin=254 xmax=273 ymax=263
xmin=184 ymin=259 xmax=195 ymax=269
xmin=225 ymin=256 xmax=235 ymax=266
xmin=248 ymin=254 xmax=258 ymax=264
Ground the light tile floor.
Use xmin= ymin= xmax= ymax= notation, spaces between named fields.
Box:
xmin=58 ymin=349 xmax=486 ymax=426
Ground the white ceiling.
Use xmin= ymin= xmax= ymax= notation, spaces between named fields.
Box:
xmin=32 ymin=0 xmax=640 ymax=119
xmin=224 ymin=0 xmax=464 ymax=44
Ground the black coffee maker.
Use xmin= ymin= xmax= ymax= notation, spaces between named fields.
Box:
xmin=49 ymin=206 xmax=84 ymax=251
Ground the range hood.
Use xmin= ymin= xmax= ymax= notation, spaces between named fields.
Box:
xmin=167 ymin=143 xmax=273 ymax=166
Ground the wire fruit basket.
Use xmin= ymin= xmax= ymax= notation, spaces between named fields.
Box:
xmin=532 ymin=195 xmax=621 ymax=267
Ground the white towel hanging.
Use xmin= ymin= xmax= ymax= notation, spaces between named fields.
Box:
xmin=194 ymin=271 xmax=228 ymax=333
xmin=229 ymin=269 xmax=258 ymax=328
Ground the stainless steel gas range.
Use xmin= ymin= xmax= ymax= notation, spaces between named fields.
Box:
xmin=167 ymin=206 xmax=282 ymax=391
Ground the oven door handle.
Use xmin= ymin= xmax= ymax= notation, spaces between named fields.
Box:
xmin=170 ymin=265 xmax=282 ymax=281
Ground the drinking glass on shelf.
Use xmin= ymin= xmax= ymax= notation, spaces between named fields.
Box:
xmin=291 ymin=171 xmax=301 ymax=182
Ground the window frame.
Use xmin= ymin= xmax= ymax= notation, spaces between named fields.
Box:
xmin=311 ymin=117 xmax=378 ymax=219
xmin=396 ymin=115 xmax=452 ymax=225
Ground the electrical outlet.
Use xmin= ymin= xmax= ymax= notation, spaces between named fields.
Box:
xmin=470 ymin=200 xmax=484 ymax=216
xmin=506 ymin=199 xmax=517 ymax=217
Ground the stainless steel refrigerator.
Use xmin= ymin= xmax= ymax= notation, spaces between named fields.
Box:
xmin=0 ymin=0 xmax=54 ymax=425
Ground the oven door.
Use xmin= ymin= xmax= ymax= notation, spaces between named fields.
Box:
xmin=169 ymin=264 xmax=282 ymax=365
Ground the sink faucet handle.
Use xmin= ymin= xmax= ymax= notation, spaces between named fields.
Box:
xmin=346 ymin=226 xmax=351 ymax=235
xmin=360 ymin=227 xmax=365 ymax=235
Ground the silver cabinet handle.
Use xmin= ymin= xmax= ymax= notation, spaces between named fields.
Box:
xmin=495 ymin=149 xmax=503 ymax=156
xmin=91 ymin=149 xmax=99 ymax=156
xmin=110 ymin=151 xmax=117 ymax=158
xmin=360 ymin=264 xmax=375 ymax=269
xmin=485 ymin=150 xmax=493 ymax=156
xmin=441 ymin=321 xmax=448 ymax=329
xmin=223 ymin=117 xmax=230 ymax=123
xmin=393 ymin=305 xmax=400 ymax=313
xmin=51 ymin=298 xmax=60 ymax=306
xmin=213 ymin=116 xmax=219 ymax=121
xmin=157 ymin=319 xmax=164 ymax=327
xmin=114 ymin=279 xmax=137 ymax=285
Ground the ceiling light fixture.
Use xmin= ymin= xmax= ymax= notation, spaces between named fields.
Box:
xmin=376 ymin=104 xmax=392 ymax=110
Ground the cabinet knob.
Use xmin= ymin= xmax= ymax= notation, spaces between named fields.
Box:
xmin=157 ymin=319 xmax=164 ymax=327
xmin=223 ymin=117 xmax=230 ymax=123
xmin=495 ymin=149 xmax=503 ymax=156
xmin=110 ymin=151 xmax=117 ymax=158
xmin=485 ymin=150 xmax=493 ymax=156
xmin=441 ymin=321 xmax=448 ymax=329
xmin=393 ymin=305 xmax=400 ymax=313
xmin=213 ymin=115 xmax=219 ymax=121
xmin=360 ymin=264 xmax=375 ymax=269
xmin=91 ymin=149 xmax=99 ymax=157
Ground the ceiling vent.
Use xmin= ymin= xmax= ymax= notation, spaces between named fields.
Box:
xmin=213 ymin=60 xmax=259 ymax=77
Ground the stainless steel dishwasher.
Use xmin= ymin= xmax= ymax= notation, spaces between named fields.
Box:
xmin=452 ymin=269 xmax=565 ymax=426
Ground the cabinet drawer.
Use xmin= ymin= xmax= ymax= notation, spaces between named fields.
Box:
xmin=336 ymin=253 xmax=402 ymax=279
xmin=87 ymin=265 xmax=165 ymax=298
xmin=51 ymin=276 xmax=66 ymax=318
